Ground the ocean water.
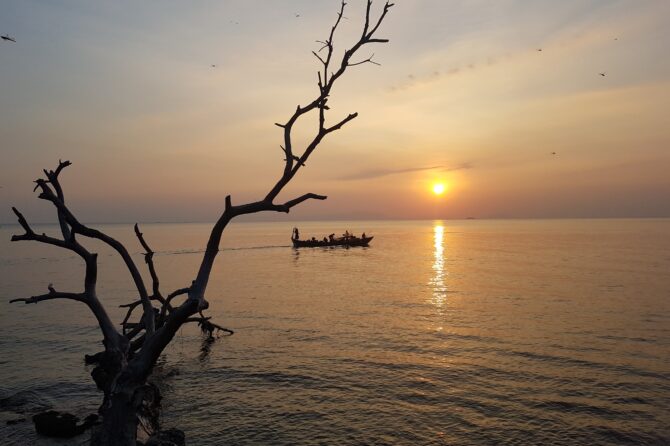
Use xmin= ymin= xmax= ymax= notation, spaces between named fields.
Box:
xmin=0 ymin=219 xmax=669 ymax=445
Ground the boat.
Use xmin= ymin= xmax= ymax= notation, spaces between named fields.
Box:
xmin=291 ymin=228 xmax=373 ymax=248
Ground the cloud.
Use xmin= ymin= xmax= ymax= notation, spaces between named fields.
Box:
xmin=338 ymin=162 xmax=473 ymax=181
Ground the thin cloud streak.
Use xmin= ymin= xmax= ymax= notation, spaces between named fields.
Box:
xmin=338 ymin=162 xmax=473 ymax=181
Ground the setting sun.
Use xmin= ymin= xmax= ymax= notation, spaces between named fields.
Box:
xmin=432 ymin=183 xmax=447 ymax=195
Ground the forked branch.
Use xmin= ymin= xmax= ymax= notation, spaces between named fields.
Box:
xmin=32 ymin=177 xmax=156 ymax=335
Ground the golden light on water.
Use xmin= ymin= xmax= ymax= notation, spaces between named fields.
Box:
xmin=430 ymin=223 xmax=447 ymax=313
xmin=432 ymin=183 xmax=447 ymax=195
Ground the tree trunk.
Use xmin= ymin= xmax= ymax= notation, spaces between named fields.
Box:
xmin=91 ymin=386 xmax=141 ymax=446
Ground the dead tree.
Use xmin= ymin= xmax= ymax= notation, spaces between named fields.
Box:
xmin=8 ymin=2 xmax=393 ymax=445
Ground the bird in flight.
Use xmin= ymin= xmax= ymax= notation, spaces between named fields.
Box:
xmin=551 ymin=152 xmax=557 ymax=155
xmin=295 ymin=13 xmax=301 ymax=18
xmin=599 ymin=72 xmax=606 ymax=77
xmin=211 ymin=64 xmax=216 ymax=68
xmin=1 ymin=34 xmax=17 ymax=43
xmin=536 ymin=48 xmax=542 ymax=52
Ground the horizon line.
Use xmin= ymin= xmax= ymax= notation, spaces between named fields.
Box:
xmin=1 ymin=215 xmax=670 ymax=227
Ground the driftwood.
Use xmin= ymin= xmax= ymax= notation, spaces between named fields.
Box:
xmin=8 ymin=2 xmax=393 ymax=445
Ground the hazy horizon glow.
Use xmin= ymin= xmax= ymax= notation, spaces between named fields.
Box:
xmin=1 ymin=0 xmax=669 ymax=223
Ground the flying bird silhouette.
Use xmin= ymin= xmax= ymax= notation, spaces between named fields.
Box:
xmin=1 ymin=34 xmax=16 ymax=43
xmin=295 ymin=13 xmax=301 ymax=18
xmin=599 ymin=72 xmax=606 ymax=77
xmin=536 ymin=48 xmax=542 ymax=52
xmin=551 ymin=152 xmax=557 ymax=155
xmin=211 ymin=64 xmax=216 ymax=68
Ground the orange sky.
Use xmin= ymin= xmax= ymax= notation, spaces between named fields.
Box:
xmin=1 ymin=0 xmax=669 ymax=223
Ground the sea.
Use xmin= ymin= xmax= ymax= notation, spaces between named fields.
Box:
xmin=0 ymin=219 xmax=669 ymax=445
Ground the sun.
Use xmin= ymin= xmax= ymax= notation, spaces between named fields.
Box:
xmin=432 ymin=183 xmax=446 ymax=195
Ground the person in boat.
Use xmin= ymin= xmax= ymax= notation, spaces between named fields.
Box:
xmin=293 ymin=227 xmax=300 ymax=240
xmin=311 ymin=237 xmax=316 ymax=242
xmin=362 ymin=232 xmax=366 ymax=239
xmin=323 ymin=237 xmax=328 ymax=243
xmin=329 ymin=233 xmax=335 ymax=242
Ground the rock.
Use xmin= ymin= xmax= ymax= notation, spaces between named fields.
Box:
xmin=145 ymin=428 xmax=186 ymax=446
xmin=32 ymin=410 xmax=99 ymax=438
xmin=33 ymin=410 xmax=80 ymax=438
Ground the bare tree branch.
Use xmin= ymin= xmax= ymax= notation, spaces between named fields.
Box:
xmin=165 ymin=287 xmax=190 ymax=309
xmin=268 ymin=193 xmax=328 ymax=213
xmin=11 ymin=207 xmax=88 ymax=257
xmin=32 ymin=179 xmax=156 ymax=335
xmin=366 ymin=2 xmax=394 ymax=39
xmin=186 ymin=315 xmax=234 ymax=337
xmin=264 ymin=0 xmax=392 ymax=203
xmin=43 ymin=159 xmax=72 ymax=240
xmin=181 ymin=0 xmax=392 ymax=317
xmin=134 ymin=224 xmax=166 ymax=304
xmin=12 ymin=177 xmax=122 ymax=349
xmin=348 ymin=53 xmax=381 ymax=66
xmin=10 ymin=285 xmax=85 ymax=304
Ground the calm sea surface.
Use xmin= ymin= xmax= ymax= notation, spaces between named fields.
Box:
xmin=0 ymin=219 xmax=669 ymax=445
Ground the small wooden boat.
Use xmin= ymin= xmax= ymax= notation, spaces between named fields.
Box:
xmin=291 ymin=228 xmax=373 ymax=248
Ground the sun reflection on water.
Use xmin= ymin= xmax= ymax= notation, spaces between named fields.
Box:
xmin=430 ymin=223 xmax=448 ymax=312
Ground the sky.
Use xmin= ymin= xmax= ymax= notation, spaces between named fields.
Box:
xmin=1 ymin=0 xmax=669 ymax=223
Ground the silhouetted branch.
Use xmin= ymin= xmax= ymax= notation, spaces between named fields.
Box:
xmin=43 ymin=159 xmax=72 ymax=240
xmin=120 ymin=296 xmax=163 ymax=336
xmin=32 ymin=178 xmax=155 ymax=335
xmin=165 ymin=287 xmax=190 ymax=308
xmin=10 ymin=285 xmax=85 ymax=304
xmin=183 ymin=0 xmax=392 ymax=316
xmin=270 ymin=193 xmax=328 ymax=213
xmin=311 ymin=50 xmax=326 ymax=66
xmin=11 ymin=206 xmax=33 ymax=235
xmin=265 ymin=0 xmax=392 ymax=202
xmin=134 ymin=224 xmax=165 ymax=303
xmin=365 ymin=1 xmax=394 ymax=39
xmin=186 ymin=315 xmax=234 ymax=338
xmin=348 ymin=53 xmax=381 ymax=66
xmin=11 ymin=207 xmax=88 ymax=256
xmin=11 ymin=169 xmax=126 ymax=349
xmin=325 ymin=112 xmax=358 ymax=134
